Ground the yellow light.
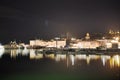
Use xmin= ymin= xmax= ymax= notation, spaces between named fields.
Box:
xmin=109 ymin=55 xmax=120 ymax=68
xmin=55 ymin=54 xmax=66 ymax=62
xmin=115 ymin=37 xmax=119 ymax=41
xmin=11 ymin=50 xmax=17 ymax=58
xmin=45 ymin=54 xmax=55 ymax=59
xmin=30 ymin=50 xmax=36 ymax=59
xmin=75 ymin=54 xmax=87 ymax=60
xmin=110 ymin=57 xmax=114 ymax=68
xmin=113 ymin=55 xmax=120 ymax=67
xmin=86 ymin=56 xmax=90 ymax=65
xmin=36 ymin=54 xmax=43 ymax=59
xmin=101 ymin=55 xmax=110 ymax=66
xmin=111 ymin=40 xmax=118 ymax=43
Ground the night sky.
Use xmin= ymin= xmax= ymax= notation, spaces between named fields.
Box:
xmin=0 ymin=0 xmax=120 ymax=44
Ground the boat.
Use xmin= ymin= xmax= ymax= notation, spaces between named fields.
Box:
xmin=44 ymin=49 xmax=56 ymax=54
xmin=63 ymin=48 xmax=76 ymax=54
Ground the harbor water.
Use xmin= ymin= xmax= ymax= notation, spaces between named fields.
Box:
xmin=0 ymin=49 xmax=120 ymax=80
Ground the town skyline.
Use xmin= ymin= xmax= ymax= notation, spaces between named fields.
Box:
xmin=0 ymin=29 xmax=120 ymax=44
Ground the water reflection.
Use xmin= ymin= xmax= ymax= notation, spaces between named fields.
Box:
xmin=0 ymin=49 xmax=120 ymax=68
xmin=30 ymin=49 xmax=43 ymax=59
xmin=55 ymin=54 xmax=66 ymax=61
xmin=1 ymin=49 xmax=30 ymax=58
xmin=22 ymin=48 xmax=29 ymax=55
xmin=110 ymin=55 xmax=120 ymax=68
xmin=0 ymin=48 xmax=5 ymax=58
xmin=11 ymin=49 xmax=18 ymax=58
xmin=101 ymin=55 xmax=110 ymax=66
xmin=45 ymin=54 xmax=55 ymax=59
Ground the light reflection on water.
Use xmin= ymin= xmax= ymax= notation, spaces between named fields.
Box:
xmin=0 ymin=49 xmax=120 ymax=68
xmin=0 ymin=48 xmax=5 ymax=58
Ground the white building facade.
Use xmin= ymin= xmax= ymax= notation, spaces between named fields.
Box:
xmin=30 ymin=39 xmax=120 ymax=49
xmin=30 ymin=39 xmax=66 ymax=48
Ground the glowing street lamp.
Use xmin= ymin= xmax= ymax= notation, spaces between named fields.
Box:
xmin=117 ymin=31 xmax=119 ymax=34
xmin=115 ymin=37 xmax=119 ymax=41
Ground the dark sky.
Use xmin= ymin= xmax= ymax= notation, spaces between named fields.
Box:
xmin=0 ymin=0 xmax=120 ymax=44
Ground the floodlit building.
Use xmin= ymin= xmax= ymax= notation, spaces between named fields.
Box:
xmin=30 ymin=39 xmax=66 ymax=48
xmin=97 ymin=38 xmax=120 ymax=49
xmin=30 ymin=38 xmax=120 ymax=49
xmin=29 ymin=31 xmax=120 ymax=49
xmin=70 ymin=40 xmax=100 ymax=49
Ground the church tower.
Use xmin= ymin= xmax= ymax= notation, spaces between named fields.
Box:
xmin=85 ymin=33 xmax=90 ymax=40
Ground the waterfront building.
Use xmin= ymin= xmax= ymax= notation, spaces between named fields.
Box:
xmin=29 ymin=38 xmax=120 ymax=49
xmin=30 ymin=39 xmax=66 ymax=48
xmin=29 ymin=32 xmax=120 ymax=49
xmin=70 ymin=40 xmax=100 ymax=49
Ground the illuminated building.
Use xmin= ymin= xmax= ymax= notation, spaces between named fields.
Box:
xmin=29 ymin=31 xmax=120 ymax=49
xmin=10 ymin=41 xmax=18 ymax=48
xmin=70 ymin=40 xmax=100 ymax=49
xmin=97 ymin=38 xmax=120 ymax=49
xmin=30 ymin=38 xmax=120 ymax=49
xmin=30 ymin=39 xmax=66 ymax=48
